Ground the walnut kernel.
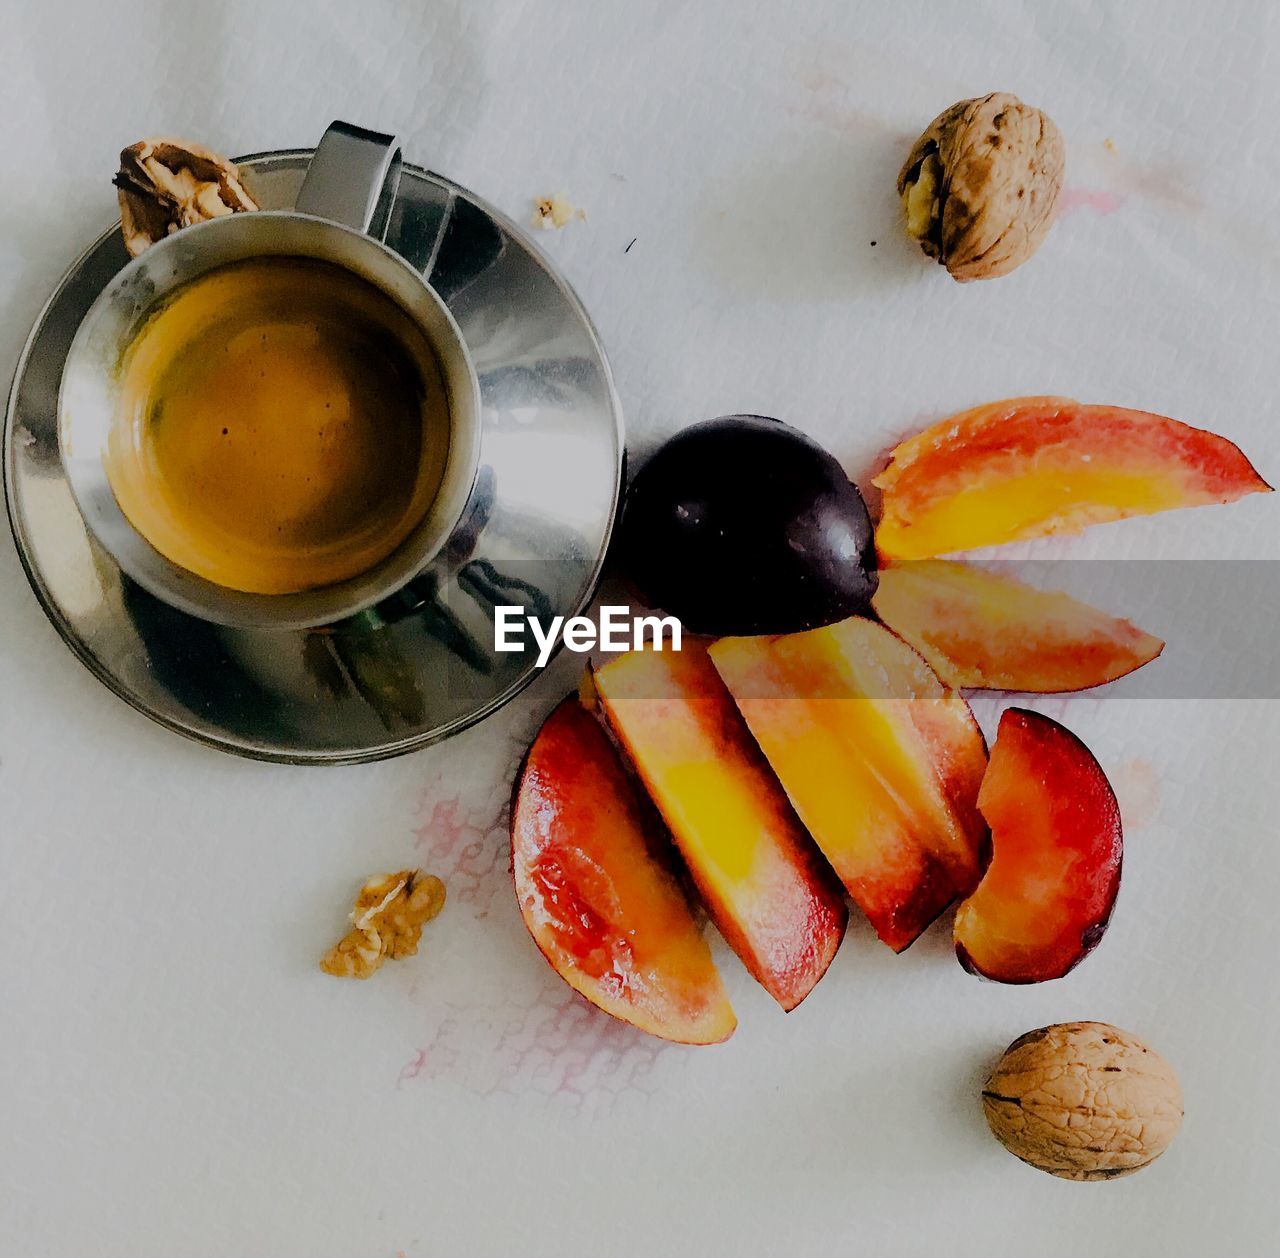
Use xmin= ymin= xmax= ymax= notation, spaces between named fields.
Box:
xmin=321 ymin=870 xmax=446 ymax=980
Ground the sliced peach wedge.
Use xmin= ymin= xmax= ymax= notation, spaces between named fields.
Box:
xmin=710 ymin=633 xmax=954 ymax=950
xmin=710 ymin=619 xmax=988 ymax=952
xmin=512 ymin=698 xmax=736 ymax=1045
xmin=872 ymin=560 xmax=1164 ymax=692
xmin=593 ymin=640 xmax=847 ymax=1011
xmin=874 ymin=396 xmax=1271 ymax=561
xmin=955 ymin=707 xmax=1122 ymax=984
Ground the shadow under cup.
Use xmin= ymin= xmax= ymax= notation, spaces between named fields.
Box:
xmin=59 ymin=211 xmax=482 ymax=631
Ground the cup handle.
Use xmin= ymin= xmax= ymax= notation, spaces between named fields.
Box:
xmin=294 ymin=121 xmax=403 ymax=239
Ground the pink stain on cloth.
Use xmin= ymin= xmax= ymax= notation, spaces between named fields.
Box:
xmin=1111 ymin=757 xmax=1161 ymax=831
xmin=412 ymin=795 xmax=510 ymax=920
xmin=1057 ymin=186 xmax=1124 ymax=217
xmin=396 ymin=775 xmax=678 ymax=1110
xmin=397 ymin=983 xmax=671 ymax=1112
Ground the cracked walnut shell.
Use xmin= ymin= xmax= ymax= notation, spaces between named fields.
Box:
xmin=898 ymin=93 xmax=1064 ymax=282
xmin=114 ymin=137 xmax=258 ymax=258
xmin=982 ymin=1022 xmax=1184 ymax=1181
xmin=321 ymin=870 xmax=446 ymax=980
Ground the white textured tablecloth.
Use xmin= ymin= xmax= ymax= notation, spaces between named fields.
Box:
xmin=4 ymin=2 xmax=1279 ymax=1254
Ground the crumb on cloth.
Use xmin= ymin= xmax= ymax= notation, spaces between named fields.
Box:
xmin=532 ymin=192 xmax=586 ymax=230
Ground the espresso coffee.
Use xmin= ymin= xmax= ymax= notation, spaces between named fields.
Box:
xmin=106 ymin=256 xmax=451 ymax=594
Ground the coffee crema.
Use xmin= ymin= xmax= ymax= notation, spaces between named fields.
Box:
xmin=107 ymin=256 xmax=451 ymax=595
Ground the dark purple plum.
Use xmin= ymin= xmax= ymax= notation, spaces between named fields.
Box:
xmin=618 ymin=415 xmax=877 ymax=635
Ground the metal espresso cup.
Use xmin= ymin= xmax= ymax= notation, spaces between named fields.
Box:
xmin=58 ymin=122 xmax=482 ymax=631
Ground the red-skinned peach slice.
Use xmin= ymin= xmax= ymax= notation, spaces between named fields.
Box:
xmin=771 ymin=619 xmax=989 ymax=893
xmin=512 ymin=699 xmax=736 ymax=1044
xmin=872 ymin=560 xmax=1165 ymax=692
xmin=710 ymin=619 xmax=988 ymax=952
xmin=955 ymin=707 xmax=1122 ymax=983
xmin=593 ymin=641 xmax=847 ymax=1011
xmin=873 ymin=396 xmax=1271 ymax=560
xmin=709 ymin=634 xmax=953 ymax=951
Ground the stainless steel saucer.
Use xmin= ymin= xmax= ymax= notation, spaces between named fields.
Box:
xmin=3 ymin=149 xmax=624 ymax=763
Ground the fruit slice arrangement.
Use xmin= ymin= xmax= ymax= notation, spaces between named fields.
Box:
xmin=510 ymin=400 xmax=1268 ymax=1043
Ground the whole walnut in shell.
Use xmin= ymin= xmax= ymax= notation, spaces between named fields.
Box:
xmin=983 ymin=1022 xmax=1183 ymax=1181
xmin=898 ymin=92 xmax=1064 ymax=282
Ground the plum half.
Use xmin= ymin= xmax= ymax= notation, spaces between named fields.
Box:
xmin=512 ymin=698 xmax=736 ymax=1044
xmin=619 ymin=415 xmax=877 ymax=635
xmin=955 ymin=707 xmax=1123 ymax=983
